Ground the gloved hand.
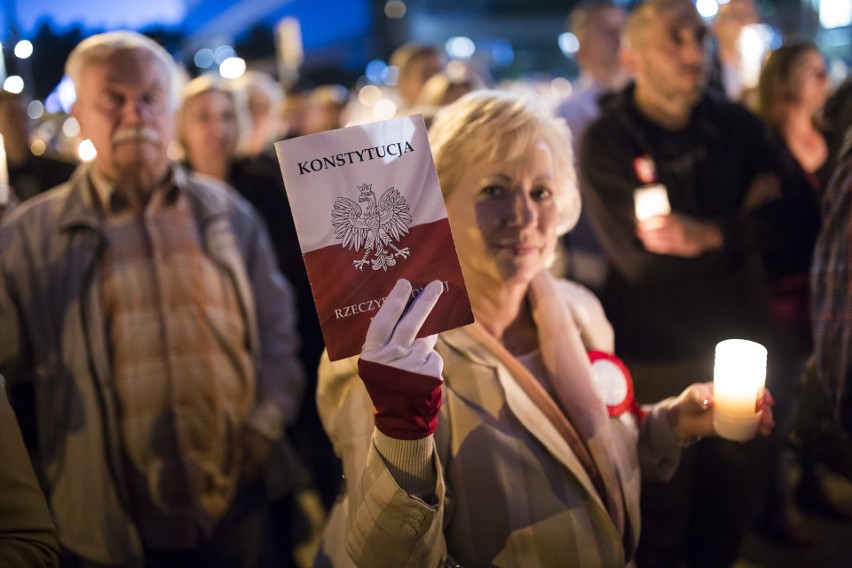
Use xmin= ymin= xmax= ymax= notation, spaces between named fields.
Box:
xmin=359 ymin=279 xmax=445 ymax=440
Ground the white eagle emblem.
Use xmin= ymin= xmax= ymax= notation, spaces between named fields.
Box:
xmin=331 ymin=183 xmax=412 ymax=271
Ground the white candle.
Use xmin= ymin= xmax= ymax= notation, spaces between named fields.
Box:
xmin=633 ymin=183 xmax=671 ymax=221
xmin=0 ymin=133 xmax=8 ymax=205
xmin=713 ymin=339 xmax=767 ymax=442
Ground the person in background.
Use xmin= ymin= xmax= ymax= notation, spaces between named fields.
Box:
xmin=280 ymin=86 xmax=312 ymax=140
xmin=313 ymin=89 xmax=774 ymax=568
xmin=748 ymin=40 xmax=831 ymax=544
xmin=178 ymin=74 xmax=340 ymax=564
xmin=809 ymin=127 xmax=852 ymax=477
xmin=707 ymin=0 xmax=761 ymax=102
xmin=823 ymin=77 xmax=852 ymax=172
xmin=555 ymin=0 xmax=629 ymax=295
xmin=755 ymin=42 xmax=832 ymax=189
xmin=302 ymin=84 xmax=350 ymax=134
xmin=0 ymin=376 xmax=60 ymax=568
xmin=557 ymin=0 xmax=630 ymax=146
xmin=0 ymin=31 xmax=305 ymax=567
xmin=231 ymin=70 xmax=286 ymax=158
xmin=755 ymin=44 xmax=852 ymax=532
xmin=0 ymin=91 xmax=77 ymax=202
xmin=390 ymin=42 xmax=445 ymax=115
xmin=413 ymin=70 xmax=483 ymax=128
xmin=578 ymin=0 xmax=819 ymax=565
xmin=416 ymin=71 xmax=481 ymax=109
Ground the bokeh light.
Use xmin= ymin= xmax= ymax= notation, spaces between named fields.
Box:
xmin=3 ymin=76 xmax=25 ymax=94
xmin=219 ymin=57 xmax=247 ymax=79
xmin=14 ymin=40 xmax=34 ymax=59
xmin=77 ymin=139 xmax=97 ymax=162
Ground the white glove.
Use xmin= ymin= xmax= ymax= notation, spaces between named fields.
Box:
xmin=358 ymin=279 xmax=445 ymax=439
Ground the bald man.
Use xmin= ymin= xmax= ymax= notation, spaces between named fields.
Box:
xmin=578 ymin=0 xmax=819 ymax=564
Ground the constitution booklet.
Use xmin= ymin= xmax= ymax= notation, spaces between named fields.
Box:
xmin=274 ymin=115 xmax=473 ymax=361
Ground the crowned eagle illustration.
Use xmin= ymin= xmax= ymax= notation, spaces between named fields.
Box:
xmin=331 ymin=183 xmax=412 ymax=271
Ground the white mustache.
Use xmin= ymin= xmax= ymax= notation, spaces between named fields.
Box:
xmin=112 ymin=127 xmax=161 ymax=145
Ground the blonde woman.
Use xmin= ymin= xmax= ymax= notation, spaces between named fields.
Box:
xmin=315 ymin=91 xmax=774 ymax=567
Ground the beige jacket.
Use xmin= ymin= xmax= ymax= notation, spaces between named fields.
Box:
xmin=316 ymin=277 xmax=682 ymax=568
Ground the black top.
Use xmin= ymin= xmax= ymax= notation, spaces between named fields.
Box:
xmin=9 ymin=154 xmax=77 ymax=202
xmin=578 ymin=84 xmax=820 ymax=361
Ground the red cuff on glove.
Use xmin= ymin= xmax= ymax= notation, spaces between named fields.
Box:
xmin=358 ymin=358 xmax=443 ymax=440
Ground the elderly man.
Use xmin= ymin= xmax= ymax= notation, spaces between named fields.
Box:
xmin=0 ymin=31 xmax=305 ymax=567
xmin=578 ymin=0 xmax=819 ymax=565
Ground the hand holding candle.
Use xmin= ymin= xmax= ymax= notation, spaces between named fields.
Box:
xmin=634 ymin=183 xmax=671 ymax=222
xmin=663 ymin=379 xmax=774 ymax=445
xmin=713 ymin=339 xmax=771 ymax=442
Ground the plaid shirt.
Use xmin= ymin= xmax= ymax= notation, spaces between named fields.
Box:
xmin=0 ymin=163 xmax=304 ymax=564
xmin=811 ymin=147 xmax=852 ymax=428
xmin=94 ymin=174 xmax=254 ymax=547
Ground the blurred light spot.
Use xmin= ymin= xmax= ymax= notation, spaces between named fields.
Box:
xmin=358 ymin=84 xmax=382 ymax=107
xmin=821 ymin=0 xmax=852 ymax=28
xmin=44 ymin=92 xmax=62 ymax=114
xmin=56 ymin=76 xmax=77 ymax=113
xmin=366 ymin=59 xmax=388 ymax=84
xmin=373 ymin=99 xmax=397 ymax=120
xmin=696 ymin=0 xmax=718 ymax=19
xmin=551 ymin=77 xmax=573 ymax=98
xmin=738 ymin=24 xmax=769 ymax=90
xmin=36 ymin=122 xmax=55 ymax=140
xmin=3 ymin=75 xmax=24 ymax=94
xmin=446 ymin=37 xmax=475 ymax=60
xmin=62 ymin=117 xmax=81 ymax=138
xmin=385 ymin=66 xmax=400 ymax=86
xmin=829 ymin=58 xmax=849 ymax=82
xmin=558 ymin=33 xmax=579 ymax=56
xmin=214 ymin=45 xmax=236 ymax=64
xmin=77 ymin=139 xmax=97 ymax=162
xmin=194 ymin=48 xmax=215 ymax=69
xmin=384 ymin=0 xmax=407 ymax=18
xmin=31 ymin=139 xmax=46 ymax=156
xmin=14 ymin=40 xmax=33 ymax=59
xmin=219 ymin=57 xmax=246 ymax=80
xmin=27 ymin=100 xmax=44 ymax=120
xmin=490 ymin=41 xmax=514 ymax=66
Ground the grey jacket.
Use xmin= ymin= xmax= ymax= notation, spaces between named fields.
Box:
xmin=0 ymin=164 xmax=305 ymax=566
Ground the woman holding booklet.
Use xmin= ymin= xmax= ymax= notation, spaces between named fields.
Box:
xmin=314 ymin=90 xmax=775 ymax=567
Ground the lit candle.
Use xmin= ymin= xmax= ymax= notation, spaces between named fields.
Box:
xmin=713 ymin=339 xmax=767 ymax=442
xmin=633 ymin=183 xmax=671 ymax=221
xmin=0 ymin=133 xmax=9 ymax=205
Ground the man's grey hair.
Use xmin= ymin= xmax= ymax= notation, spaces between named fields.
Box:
xmin=65 ymin=30 xmax=181 ymax=110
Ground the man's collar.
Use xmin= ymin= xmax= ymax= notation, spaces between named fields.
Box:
xmin=89 ymin=164 xmax=179 ymax=215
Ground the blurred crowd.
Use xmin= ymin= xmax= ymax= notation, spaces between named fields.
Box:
xmin=1 ymin=0 xmax=851 ymax=567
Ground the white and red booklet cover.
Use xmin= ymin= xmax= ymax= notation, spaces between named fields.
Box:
xmin=274 ymin=115 xmax=474 ymax=361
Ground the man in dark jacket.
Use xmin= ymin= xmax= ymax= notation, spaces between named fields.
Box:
xmin=578 ymin=0 xmax=819 ymax=565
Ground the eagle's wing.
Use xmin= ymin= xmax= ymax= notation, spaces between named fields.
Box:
xmin=377 ymin=186 xmax=412 ymax=242
xmin=331 ymin=197 xmax=370 ymax=251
